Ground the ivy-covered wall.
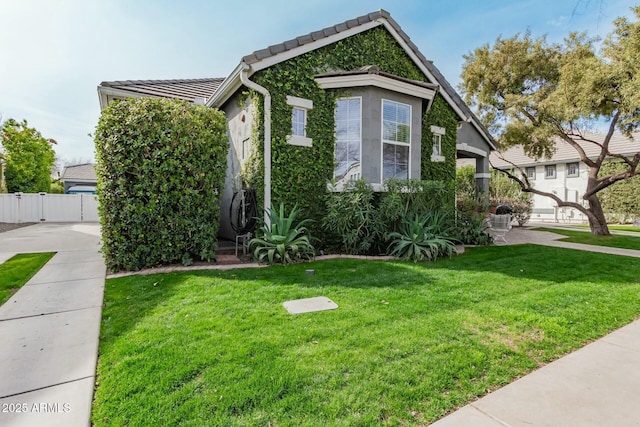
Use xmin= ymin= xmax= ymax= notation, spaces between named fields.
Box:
xmin=421 ymin=95 xmax=458 ymax=181
xmin=242 ymin=26 xmax=459 ymax=229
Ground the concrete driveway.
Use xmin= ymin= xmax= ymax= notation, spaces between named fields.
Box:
xmin=0 ymin=223 xmax=104 ymax=427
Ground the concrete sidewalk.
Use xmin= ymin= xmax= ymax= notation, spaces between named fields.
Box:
xmin=432 ymin=227 xmax=640 ymax=426
xmin=0 ymin=223 xmax=104 ymax=427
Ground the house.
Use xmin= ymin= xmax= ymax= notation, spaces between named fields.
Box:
xmin=97 ymin=10 xmax=496 ymax=240
xmin=490 ymin=132 xmax=639 ymax=223
xmin=60 ymin=163 xmax=98 ymax=193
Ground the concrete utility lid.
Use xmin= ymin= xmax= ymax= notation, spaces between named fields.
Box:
xmin=283 ymin=296 xmax=338 ymax=314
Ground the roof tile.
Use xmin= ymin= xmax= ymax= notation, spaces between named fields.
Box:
xmin=334 ymin=22 xmax=348 ymax=32
xmin=283 ymin=39 xmax=300 ymax=50
xmin=323 ymin=27 xmax=337 ymax=37
xmin=345 ymin=18 xmax=359 ymax=28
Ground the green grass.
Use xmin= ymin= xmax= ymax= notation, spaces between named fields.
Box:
xmin=93 ymin=246 xmax=640 ymax=426
xmin=0 ymin=252 xmax=56 ymax=306
xmin=576 ymin=224 xmax=640 ymax=233
xmin=534 ymin=227 xmax=640 ymax=250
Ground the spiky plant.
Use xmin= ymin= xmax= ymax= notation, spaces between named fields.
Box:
xmin=249 ymin=203 xmax=315 ymax=265
xmin=387 ymin=212 xmax=457 ymax=262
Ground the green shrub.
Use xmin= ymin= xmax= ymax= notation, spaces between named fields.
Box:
xmin=453 ymin=211 xmax=493 ymax=245
xmin=94 ymin=98 xmax=228 ymax=272
xmin=323 ymin=180 xmax=383 ymax=255
xmin=249 ymin=203 xmax=315 ymax=265
xmin=322 ymin=179 xmax=456 ymax=255
xmin=387 ymin=212 xmax=457 ymax=262
xmin=49 ymin=181 xmax=64 ymax=194
xmin=380 ymin=179 xmax=456 ymax=231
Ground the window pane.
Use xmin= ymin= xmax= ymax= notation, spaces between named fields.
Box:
xmin=334 ymin=98 xmax=361 ymax=184
xmin=382 ymin=100 xmax=410 ymax=144
xmin=383 ymin=143 xmax=409 ymax=180
xmin=292 ymin=108 xmax=305 ymax=136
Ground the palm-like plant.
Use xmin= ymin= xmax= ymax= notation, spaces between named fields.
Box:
xmin=387 ymin=212 xmax=457 ymax=262
xmin=249 ymin=203 xmax=315 ymax=265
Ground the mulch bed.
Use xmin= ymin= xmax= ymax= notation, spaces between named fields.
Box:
xmin=0 ymin=223 xmax=36 ymax=233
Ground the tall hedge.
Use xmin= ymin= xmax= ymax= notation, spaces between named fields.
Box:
xmin=94 ymin=98 xmax=228 ymax=272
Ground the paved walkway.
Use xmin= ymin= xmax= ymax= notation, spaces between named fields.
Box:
xmin=432 ymin=226 xmax=640 ymax=426
xmin=0 ymin=223 xmax=104 ymax=427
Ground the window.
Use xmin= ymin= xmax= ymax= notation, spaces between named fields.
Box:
xmin=334 ymin=97 xmax=361 ymax=185
xmin=566 ymin=162 xmax=579 ymax=177
xmin=545 ymin=165 xmax=556 ymax=179
xmin=286 ymin=96 xmax=313 ymax=147
xmin=432 ymin=134 xmax=442 ymax=156
xmin=525 ymin=166 xmax=536 ymax=180
xmin=382 ymin=99 xmax=411 ymax=180
xmin=291 ymin=108 xmax=306 ymax=137
xmin=430 ymin=125 xmax=445 ymax=162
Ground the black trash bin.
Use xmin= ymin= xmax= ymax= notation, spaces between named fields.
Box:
xmin=496 ymin=205 xmax=513 ymax=215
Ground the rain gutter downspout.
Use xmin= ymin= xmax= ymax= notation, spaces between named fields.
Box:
xmin=240 ymin=63 xmax=271 ymax=226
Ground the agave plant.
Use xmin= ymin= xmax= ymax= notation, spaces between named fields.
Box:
xmin=387 ymin=212 xmax=457 ymax=262
xmin=249 ymin=203 xmax=315 ymax=265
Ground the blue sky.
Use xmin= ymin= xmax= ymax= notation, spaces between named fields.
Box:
xmin=0 ymin=0 xmax=636 ymax=164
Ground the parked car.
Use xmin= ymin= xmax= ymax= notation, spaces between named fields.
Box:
xmin=65 ymin=185 xmax=97 ymax=194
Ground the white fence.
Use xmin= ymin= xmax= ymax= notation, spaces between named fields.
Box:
xmin=0 ymin=193 xmax=99 ymax=223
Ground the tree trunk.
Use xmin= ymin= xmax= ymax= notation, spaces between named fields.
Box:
xmin=586 ymin=195 xmax=610 ymax=235
xmin=583 ymin=168 xmax=610 ymax=236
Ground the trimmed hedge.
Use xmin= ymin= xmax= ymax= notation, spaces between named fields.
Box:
xmin=94 ymin=98 xmax=228 ymax=272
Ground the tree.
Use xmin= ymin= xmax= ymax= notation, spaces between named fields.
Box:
xmin=598 ymin=160 xmax=640 ymax=223
xmin=461 ymin=6 xmax=640 ymax=235
xmin=1 ymin=119 xmax=56 ymax=193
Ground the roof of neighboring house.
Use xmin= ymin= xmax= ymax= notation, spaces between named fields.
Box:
xmin=99 ymin=78 xmax=224 ymax=103
xmin=491 ymin=132 xmax=640 ymax=168
xmin=61 ymin=163 xmax=97 ymax=182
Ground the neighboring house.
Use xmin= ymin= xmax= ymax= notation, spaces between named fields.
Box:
xmin=60 ymin=163 xmax=98 ymax=193
xmin=97 ymin=10 xmax=496 ymax=240
xmin=491 ymin=132 xmax=639 ymax=223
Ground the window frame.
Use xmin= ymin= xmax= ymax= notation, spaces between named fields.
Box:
xmin=525 ymin=166 xmax=536 ymax=180
xmin=286 ymin=95 xmax=313 ymax=147
xmin=333 ymin=96 xmax=362 ymax=186
xmin=545 ymin=164 xmax=557 ymax=179
xmin=381 ymin=99 xmax=412 ymax=181
xmin=566 ymin=162 xmax=579 ymax=178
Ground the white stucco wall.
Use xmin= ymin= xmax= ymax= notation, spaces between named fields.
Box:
xmin=528 ymin=162 xmax=589 ymax=223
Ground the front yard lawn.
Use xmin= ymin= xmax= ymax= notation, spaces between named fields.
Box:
xmin=534 ymin=227 xmax=640 ymax=250
xmin=0 ymin=252 xmax=55 ymax=306
xmin=92 ymin=245 xmax=640 ymax=426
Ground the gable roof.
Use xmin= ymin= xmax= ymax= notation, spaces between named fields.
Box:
xmin=98 ymin=78 xmax=224 ymax=108
xmin=491 ymin=132 xmax=640 ymax=168
xmin=208 ymin=9 xmax=496 ymax=150
xmin=61 ymin=163 xmax=97 ymax=182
